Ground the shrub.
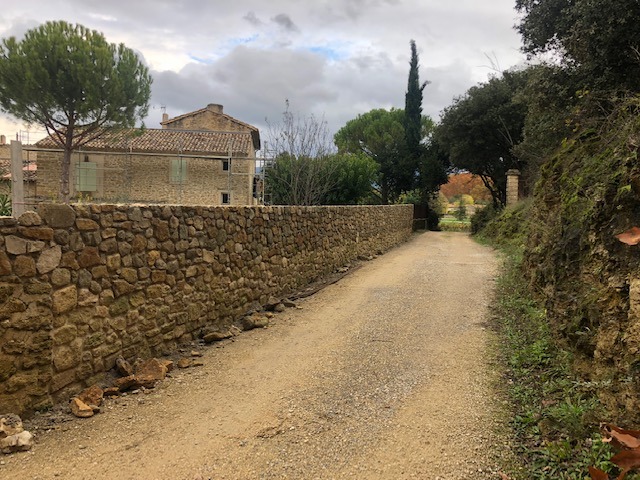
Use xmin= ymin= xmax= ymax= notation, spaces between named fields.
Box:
xmin=470 ymin=204 xmax=499 ymax=234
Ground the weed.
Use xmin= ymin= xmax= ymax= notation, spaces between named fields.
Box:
xmin=488 ymin=245 xmax=624 ymax=479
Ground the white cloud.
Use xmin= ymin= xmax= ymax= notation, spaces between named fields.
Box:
xmin=0 ymin=0 xmax=525 ymax=143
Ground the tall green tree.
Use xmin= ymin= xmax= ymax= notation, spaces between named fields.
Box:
xmin=0 ymin=20 xmax=152 ymax=201
xmin=334 ymin=108 xmax=406 ymax=204
xmin=436 ymin=70 xmax=528 ymax=206
xmin=403 ymin=39 xmax=429 ymax=192
xmin=404 ymin=40 xmax=447 ymax=209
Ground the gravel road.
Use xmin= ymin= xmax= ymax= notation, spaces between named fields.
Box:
xmin=1 ymin=231 xmax=507 ymax=480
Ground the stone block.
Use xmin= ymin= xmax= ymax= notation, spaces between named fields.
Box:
xmin=17 ymin=211 xmax=42 ymax=226
xmin=38 ymin=204 xmax=76 ymax=228
xmin=18 ymin=226 xmax=54 ymax=241
xmin=75 ymin=218 xmax=99 ymax=231
xmin=51 ymin=324 xmax=78 ymax=346
xmin=14 ymin=256 xmax=36 ymax=277
xmin=5 ymin=235 xmax=28 ymax=255
xmin=52 ymin=285 xmax=78 ymax=314
xmin=77 ymin=247 xmax=101 ymax=268
xmin=37 ymin=245 xmax=62 ymax=274
xmin=50 ymin=268 xmax=71 ymax=287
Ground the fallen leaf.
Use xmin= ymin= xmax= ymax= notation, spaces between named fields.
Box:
xmin=611 ymin=448 xmax=640 ymax=472
xmin=615 ymin=227 xmax=640 ymax=245
xmin=602 ymin=424 xmax=640 ymax=450
xmin=588 ymin=466 xmax=610 ymax=480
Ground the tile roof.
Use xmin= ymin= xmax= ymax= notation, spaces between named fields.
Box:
xmin=34 ymin=128 xmax=255 ymax=156
xmin=0 ymin=160 xmax=37 ymax=181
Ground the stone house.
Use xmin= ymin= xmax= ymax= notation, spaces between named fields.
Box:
xmin=34 ymin=104 xmax=260 ymax=205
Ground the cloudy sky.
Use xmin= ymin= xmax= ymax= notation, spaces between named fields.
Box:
xmin=0 ymin=0 xmax=525 ymax=146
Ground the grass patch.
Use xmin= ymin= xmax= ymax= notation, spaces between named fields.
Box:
xmin=439 ymin=215 xmax=471 ymax=232
xmin=489 ymin=246 xmax=627 ymax=479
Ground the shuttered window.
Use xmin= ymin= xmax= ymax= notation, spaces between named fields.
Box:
xmin=170 ymin=158 xmax=187 ymax=184
xmin=76 ymin=161 xmax=97 ymax=192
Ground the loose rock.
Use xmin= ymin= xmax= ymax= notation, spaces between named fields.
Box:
xmin=203 ymin=331 xmax=232 ymax=343
xmin=0 ymin=430 xmax=33 ymax=454
xmin=70 ymin=397 xmax=94 ymax=418
xmin=115 ymin=356 xmax=134 ymax=377
xmin=77 ymin=385 xmax=104 ymax=408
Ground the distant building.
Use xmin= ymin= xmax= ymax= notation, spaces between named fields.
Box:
xmin=34 ymin=104 xmax=260 ymax=205
xmin=0 ymin=134 xmax=38 ymax=199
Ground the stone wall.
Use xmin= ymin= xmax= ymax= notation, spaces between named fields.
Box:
xmin=0 ymin=203 xmax=413 ymax=415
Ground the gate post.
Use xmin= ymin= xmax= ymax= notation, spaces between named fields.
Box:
xmin=506 ymin=169 xmax=520 ymax=206
xmin=10 ymin=140 xmax=24 ymax=217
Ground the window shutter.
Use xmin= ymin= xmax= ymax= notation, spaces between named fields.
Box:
xmin=76 ymin=162 xmax=97 ymax=192
xmin=171 ymin=159 xmax=187 ymax=183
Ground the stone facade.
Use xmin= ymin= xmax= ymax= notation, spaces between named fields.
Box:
xmin=0 ymin=203 xmax=413 ymax=415
xmin=36 ymin=149 xmax=254 ymax=206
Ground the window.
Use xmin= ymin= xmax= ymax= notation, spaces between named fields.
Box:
xmin=170 ymin=158 xmax=187 ymax=184
xmin=222 ymin=159 xmax=229 ymax=171
xmin=76 ymin=155 xmax=97 ymax=192
xmin=221 ymin=192 xmax=230 ymax=204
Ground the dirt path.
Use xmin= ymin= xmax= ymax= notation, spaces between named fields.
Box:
xmin=1 ymin=232 xmax=505 ymax=480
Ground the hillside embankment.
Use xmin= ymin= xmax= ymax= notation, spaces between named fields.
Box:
xmin=499 ymin=98 xmax=640 ymax=424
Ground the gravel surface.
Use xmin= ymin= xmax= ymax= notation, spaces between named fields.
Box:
xmin=0 ymin=231 xmax=508 ymax=479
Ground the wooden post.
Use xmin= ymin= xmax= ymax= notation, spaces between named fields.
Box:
xmin=506 ymin=169 xmax=520 ymax=206
xmin=10 ymin=140 xmax=24 ymax=217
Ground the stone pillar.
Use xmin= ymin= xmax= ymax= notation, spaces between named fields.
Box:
xmin=506 ymin=169 xmax=521 ymax=206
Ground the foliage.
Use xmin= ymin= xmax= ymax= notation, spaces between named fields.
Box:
xmin=515 ymin=0 xmax=640 ymax=93
xmin=0 ymin=20 xmax=152 ymax=202
xmin=436 ymin=70 xmax=529 ymax=207
xmin=0 ymin=193 xmax=11 ymax=216
xmin=323 ymin=152 xmax=378 ymax=205
xmin=441 ymin=173 xmax=492 ymax=202
xmin=403 ymin=39 xmax=448 ymax=202
xmin=438 ymin=217 xmax=470 ymax=232
xmin=478 ymin=199 xmax=532 ymax=249
xmin=470 ymin=204 xmax=499 ymax=235
xmin=512 ymin=64 xmax=580 ymax=192
xmin=335 ymin=42 xmax=448 ymax=206
xmin=404 ymin=40 xmax=428 ymax=164
xmin=454 ymin=201 xmax=467 ymax=221
xmin=335 ymin=108 xmax=408 ymax=204
xmin=487 ymin=239 xmax=614 ymax=479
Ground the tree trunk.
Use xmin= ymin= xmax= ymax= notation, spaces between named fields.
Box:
xmin=60 ymin=128 xmax=74 ymax=203
xmin=60 ymin=148 xmax=72 ymax=203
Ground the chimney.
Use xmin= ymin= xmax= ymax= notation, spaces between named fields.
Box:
xmin=0 ymin=135 xmax=5 ymax=145
xmin=207 ymin=103 xmax=223 ymax=114
xmin=161 ymin=112 xmax=169 ymax=128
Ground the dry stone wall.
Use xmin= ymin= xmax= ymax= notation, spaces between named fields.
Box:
xmin=0 ymin=203 xmax=413 ymax=416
